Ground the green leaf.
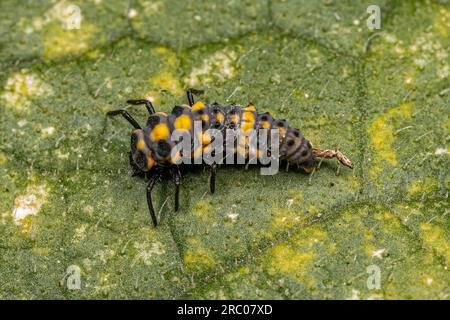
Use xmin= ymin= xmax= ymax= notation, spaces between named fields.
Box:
xmin=0 ymin=1 xmax=448 ymax=299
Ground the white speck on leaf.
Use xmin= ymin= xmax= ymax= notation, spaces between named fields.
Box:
xmin=128 ymin=8 xmax=138 ymax=18
xmin=348 ymin=289 xmax=360 ymax=300
xmin=13 ymin=185 xmax=48 ymax=225
xmin=435 ymin=148 xmax=448 ymax=155
xmin=17 ymin=120 xmax=27 ymax=127
xmin=1 ymin=70 xmax=53 ymax=110
xmin=41 ymin=126 xmax=56 ymax=136
xmin=372 ymin=248 xmax=385 ymax=259
xmin=132 ymin=241 xmax=165 ymax=267
xmin=186 ymin=49 xmax=238 ymax=86
xmin=286 ymin=199 xmax=294 ymax=208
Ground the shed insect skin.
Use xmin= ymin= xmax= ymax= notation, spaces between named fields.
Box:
xmin=107 ymin=89 xmax=353 ymax=226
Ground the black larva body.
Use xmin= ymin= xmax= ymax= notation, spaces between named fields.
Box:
xmin=107 ymin=89 xmax=352 ymax=226
xmin=129 ymin=101 xmax=315 ymax=173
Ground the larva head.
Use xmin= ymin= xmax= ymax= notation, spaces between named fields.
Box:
xmin=281 ymin=128 xmax=316 ymax=172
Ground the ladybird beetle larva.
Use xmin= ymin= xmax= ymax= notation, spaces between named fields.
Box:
xmin=107 ymin=89 xmax=353 ymax=226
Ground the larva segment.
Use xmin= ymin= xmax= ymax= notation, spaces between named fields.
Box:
xmin=171 ymin=105 xmax=193 ymax=132
xmin=209 ymin=103 xmax=226 ymax=129
xmin=257 ymin=112 xmax=274 ymax=130
xmin=143 ymin=113 xmax=175 ymax=164
xmin=130 ymin=129 xmax=155 ymax=172
xmin=223 ymin=105 xmax=241 ymax=129
xmin=240 ymin=108 xmax=257 ymax=134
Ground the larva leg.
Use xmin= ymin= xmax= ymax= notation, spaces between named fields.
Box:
xmin=146 ymin=173 xmax=161 ymax=227
xmin=186 ymin=88 xmax=205 ymax=106
xmin=209 ymin=164 xmax=217 ymax=194
xmin=129 ymin=152 xmax=145 ymax=177
xmin=173 ymin=167 xmax=181 ymax=212
xmin=106 ymin=109 xmax=141 ymax=129
xmin=312 ymin=148 xmax=354 ymax=169
xmin=126 ymin=99 xmax=155 ymax=115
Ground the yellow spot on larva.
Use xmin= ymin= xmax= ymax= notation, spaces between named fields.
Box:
xmin=203 ymin=145 xmax=212 ymax=154
xmin=201 ymin=132 xmax=212 ymax=145
xmin=244 ymin=104 xmax=256 ymax=111
xmin=216 ymin=112 xmax=224 ymax=123
xmin=136 ymin=140 xmax=145 ymax=150
xmin=192 ymin=146 xmax=203 ymax=159
xmin=192 ymin=101 xmax=205 ymax=110
xmin=242 ymin=111 xmax=255 ymax=122
xmin=173 ymin=114 xmax=191 ymax=130
xmin=150 ymin=124 xmax=170 ymax=141
xmin=145 ymin=155 xmax=155 ymax=171
xmin=200 ymin=114 xmax=209 ymax=122
xmin=241 ymin=112 xmax=255 ymax=133
xmin=241 ymin=121 xmax=254 ymax=134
